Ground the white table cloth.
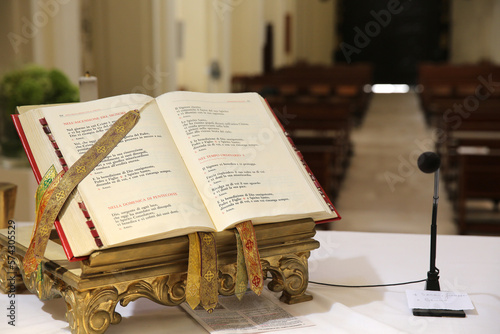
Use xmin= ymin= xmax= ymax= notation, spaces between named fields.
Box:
xmin=1 ymin=229 xmax=499 ymax=333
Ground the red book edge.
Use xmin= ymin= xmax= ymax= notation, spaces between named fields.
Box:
xmin=263 ymin=99 xmax=341 ymax=224
xmin=12 ymin=114 xmax=88 ymax=262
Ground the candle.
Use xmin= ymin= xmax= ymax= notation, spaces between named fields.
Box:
xmin=79 ymin=73 xmax=98 ymax=102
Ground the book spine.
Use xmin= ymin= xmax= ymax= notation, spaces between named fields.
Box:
xmin=39 ymin=117 xmax=104 ymax=248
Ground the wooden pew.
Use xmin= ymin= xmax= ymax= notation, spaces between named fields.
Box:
xmin=427 ymin=98 xmax=500 ymax=128
xmin=456 ymin=151 xmax=500 ymax=235
xmin=417 ymin=62 xmax=500 ymax=123
xmin=267 ymin=100 xmax=353 ymax=199
xmin=442 ymin=136 xmax=500 ymax=201
xmin=232 ymin=63 xmax=373 ymax=124
xmin=431 ymin=99 xmax=500 ymax=189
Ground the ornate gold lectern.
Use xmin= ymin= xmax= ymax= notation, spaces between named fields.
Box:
xmin=0 ymin=218 xmax=319 ymax=334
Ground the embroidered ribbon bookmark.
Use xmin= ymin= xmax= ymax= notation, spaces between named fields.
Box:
xmin=234 ymin=229 xmax=248 ymax=300
xmin=23 ymin=109 xmax=141 ymax=276
xmin=23 ymin=167 xmax=64 ymax=277
xmin=235 ymin=221 xmax=263 ymax=296
xmin=31 ymin=165 xmax=58 ymax=240
xmin=199 ymin=232 xmax=218 ymax=312
xmin=186 ymin=233 xmax=201 ymax=309
xmin=35 ymin=166 xmax=58 ymax=220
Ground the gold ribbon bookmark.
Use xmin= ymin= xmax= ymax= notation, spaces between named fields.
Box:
xmin=186 ymin=233 xmax=201 ymax=309
xmin=23 ymin=109 xmax=141 ymax=276
xmin=235 ymin=221 xmax=263 ymax=296
xmin=199 ymin=232 xmax=218 ymax=312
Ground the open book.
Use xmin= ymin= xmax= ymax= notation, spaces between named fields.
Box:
xmin=14 ymin=91 xmax=340 ymax=260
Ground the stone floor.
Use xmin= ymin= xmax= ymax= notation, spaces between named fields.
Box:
xmin=329 ymin=90 xmax=459 ymax=235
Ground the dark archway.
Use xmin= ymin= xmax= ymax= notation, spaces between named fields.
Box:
xmin=334 ymin=0 xmax=449 ymax=84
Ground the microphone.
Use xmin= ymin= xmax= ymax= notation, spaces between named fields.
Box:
xmin=413 ymin=152 xmax=465 ymax=317
xmin=417 ymin=151 xmax=441 ymax=174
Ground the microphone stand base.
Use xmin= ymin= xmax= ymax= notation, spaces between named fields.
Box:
xmin=425 ymin=270 xmax=441 ymax=291
xmin=412 ymin=308 xmax=466 ymax=317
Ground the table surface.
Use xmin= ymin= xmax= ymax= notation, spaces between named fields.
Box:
xmin=1 ymin=227 xmax=499 ymax=334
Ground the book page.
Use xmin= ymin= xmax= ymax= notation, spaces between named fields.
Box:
xmin=156 ymin=92 xmax=336 ymax=231
xmin=18 ymin=108 xmax=98 ymax=257
xmin=41 ymin=94 xmax=215 ymax=250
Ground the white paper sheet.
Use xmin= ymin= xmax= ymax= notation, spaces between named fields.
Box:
xmin=180 ymin=290 xmax=314 ymax=333
xmin=406 ymin=290 xmax=475 ymax=311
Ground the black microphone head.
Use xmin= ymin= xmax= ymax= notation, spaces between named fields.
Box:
xmin=417 ymin=152 xmax=441 ymax=174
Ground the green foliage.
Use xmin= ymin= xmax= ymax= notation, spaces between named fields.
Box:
xmin=0 ymin=64 xmax=79 ymax=157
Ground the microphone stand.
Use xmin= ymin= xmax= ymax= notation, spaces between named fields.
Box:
xmin=413 ymin=168 xmax=466 ymax=317
xmin=426 ymin=169 xmax=440 ymax=291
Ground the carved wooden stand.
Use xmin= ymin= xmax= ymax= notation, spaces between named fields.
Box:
xmin=0 ymin=219 xmax=319 ymax=334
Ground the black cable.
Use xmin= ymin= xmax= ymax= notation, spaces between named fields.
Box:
xmin=307 ymin=278 xmax=427 ymax=288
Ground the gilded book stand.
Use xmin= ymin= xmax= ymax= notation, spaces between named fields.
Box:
xmin=0 ymin=218 xmax=319 ymax=334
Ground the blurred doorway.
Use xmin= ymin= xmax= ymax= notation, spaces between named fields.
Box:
xmin=334 ymin=0 xmax=449 ymax=84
